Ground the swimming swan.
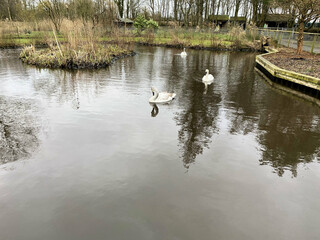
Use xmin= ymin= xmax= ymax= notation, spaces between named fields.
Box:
xmin=202 ymin=69 xmax=214 ymax=84
xmin=180 ymin=48 xmax=187 ymax=57
xmin=149 ymin=87 xmax=176 ymax=104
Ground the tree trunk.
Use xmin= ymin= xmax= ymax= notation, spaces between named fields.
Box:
xmin=199 ymin=0 xmax=204 ymax=26
xmin=297 ymin=20 xmax=304 ymax=55
xmin=251 ymin=0 xmax=258 ymax=25
xmin=216 ymin=0 xmax=221 ymax=16
xmin=174 ymin=0 xmax=178 ymax=21
xmin=204 ymin=0 xmax=208 ymax=22
xmin=258 ymin=1 xmax=269 ymax=27
xmin=211 ymin=0 xmax=215 ymax=20
xmin=234 ymin=0 xmax=241 ymax=22
xmin=6 ymin=0 xmax=12 ymax=21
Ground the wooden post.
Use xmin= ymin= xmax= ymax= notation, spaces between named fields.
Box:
xmin=310 ymin=35 xmax=317 ymax=54
xmin=279 ymin=32 xmax=283 ymax=46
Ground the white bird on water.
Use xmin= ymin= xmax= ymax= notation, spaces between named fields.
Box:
xmin=149 ymin=87 xmax=176 ymax=104
xmin=180 ymin=48 xmax=187 ymax=57
xmin=202 ymin=69 xmax=214 ymax=84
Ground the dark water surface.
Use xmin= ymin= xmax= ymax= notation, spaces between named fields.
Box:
xmin=1 ymin=46 xmax=320 ymax=240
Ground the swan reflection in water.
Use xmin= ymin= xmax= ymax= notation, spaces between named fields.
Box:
xmin=150 ymin=104 xmax=159 ymax=117
xmin=203 ymin=82 xmax=209 ymax=94
xmin=202 ymin=79 xmax=214 ymax=94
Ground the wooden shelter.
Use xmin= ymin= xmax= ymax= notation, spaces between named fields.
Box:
xmin=114 ymin=18 xmax=134 ymax=27
xmin=230 ymin=16 xmax=247 ymax=28
xmin=209 ymin=15 xmax=229 ymax=28
xmin=262 ymin=14 xmax=292 ymax=28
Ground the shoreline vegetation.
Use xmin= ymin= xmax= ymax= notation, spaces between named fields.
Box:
xmin=2 ymin=20 xmax=318 ymax=76
xmin=0 ymin=25 xmax=262 ymax=51
xmin=0 ymin=20 xmax=262 ymax=69
xmin=0 ymin=20 xmax=263 ymax=44
xmin=0 ymin=20 xmax=264 ymax=69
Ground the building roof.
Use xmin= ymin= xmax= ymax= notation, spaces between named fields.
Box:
xmin=230 ymin=16 xmax=246 ymax=22
xmin=114 ymin=18 xmax=134 ymax=24
xmin=264 ymin=14 xmax=292 ymax=23
xmin=209 ymin=15 xmax=229 ymax=22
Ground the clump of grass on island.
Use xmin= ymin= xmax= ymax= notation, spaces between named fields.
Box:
xmin=19 ymin=20 xmax=134 ymax=69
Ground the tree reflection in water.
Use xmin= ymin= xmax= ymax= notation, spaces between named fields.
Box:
xmin=173 ymin=51 xmax=222 ymax=169
xmin=0 ymin=97 xmax=41 ymax=165
xmin=175 ymin=88 xmax=221 ymax=168
xmin=173 ymin=50 xmax=320 ymax=176
xmin=223 ymin=52 xmax=320 ymax=177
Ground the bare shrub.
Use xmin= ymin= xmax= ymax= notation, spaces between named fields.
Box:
xmin=246 ymin=24 xmax=260 ymax=41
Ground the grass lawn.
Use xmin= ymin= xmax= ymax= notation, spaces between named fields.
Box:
xmin=1 ymin=29 xmax=258 ymax=50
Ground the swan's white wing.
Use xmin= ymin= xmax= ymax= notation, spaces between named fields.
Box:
xmin=208 ymin=74 xmax=214 ymax=81
xmin=151 ymin=92 xmax=175 ymax=103
xmin=158 ymin=92 xmax=175 ymax=100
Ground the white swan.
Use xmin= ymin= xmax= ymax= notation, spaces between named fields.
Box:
xmin=180 ymin=48 xmax=187 ymax=57
xmin=149 ymin=87 xmax=176 ymax=104
xmin=202 ymin=69 xmax=214 ymax=84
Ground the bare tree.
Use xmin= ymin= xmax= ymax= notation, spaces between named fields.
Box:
xmin=114 ymin=0 xmax=124 ymax=17
xmin=179 ymin=0 xmax=193 ymax=26
xmin=39 ymin=0 xmax=65 ymax=32
xmin=6 ymin=0 xmax=12 ymax=20
xmin=147 ymin=0 xmax=155 ymax=18
xmin=234 ymin=0 xmax=242 ymax=21
xmin=281 ymin=0 xmax=320 ymax=54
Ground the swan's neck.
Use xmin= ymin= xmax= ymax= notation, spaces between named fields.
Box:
xmin=206 ymin=71 xmax=209 ymax=76
xmin=152 ymin=90 xmax=159 ymax=100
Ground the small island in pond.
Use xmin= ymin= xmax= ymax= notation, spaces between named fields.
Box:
xmin=19 ymin=44 xmax=135 ymax=69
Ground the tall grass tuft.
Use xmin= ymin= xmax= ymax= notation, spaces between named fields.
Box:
xmin=228 ymin=26 xmax=246 ymax=47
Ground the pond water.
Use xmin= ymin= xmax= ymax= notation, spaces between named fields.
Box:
xmin=1 ymin=46 xmax=320 ymax=240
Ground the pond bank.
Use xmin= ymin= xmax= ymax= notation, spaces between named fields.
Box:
xmin=256 ymin=47 xmax=320 ymax=99
xmin=136 ymin=41 xmax=259 ymax=52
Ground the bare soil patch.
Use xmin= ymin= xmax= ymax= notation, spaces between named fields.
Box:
xmin=264 ymin=48 xmax=320 ymax=79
